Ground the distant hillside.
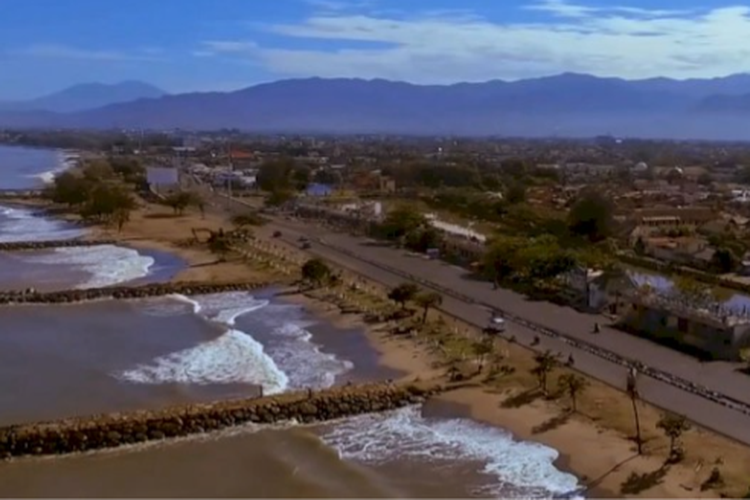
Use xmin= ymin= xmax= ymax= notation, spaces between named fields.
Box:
xmin=0 ymin=81 xmax=167 ymax=113
xmin=2 ymin=74 xmax=750 ymax=139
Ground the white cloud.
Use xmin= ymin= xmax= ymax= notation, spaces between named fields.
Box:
xmin=10 ymin=44 xmax=162 ymax=62
xmin=201 ymin=0 xmax=750 ymax=82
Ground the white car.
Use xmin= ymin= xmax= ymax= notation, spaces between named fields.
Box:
xmin=489 ymin=317 xmax=506 ymax=332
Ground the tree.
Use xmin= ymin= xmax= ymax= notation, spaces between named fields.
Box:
xmin=256 ymin=157 xmax=294 ymax=192
xmin=207 ymin=234 xmax=232 ymax=261
xmin=387 ymin=282 xmax=420 ymax=309
xmin=47 ymin=171 xmax=93 ymax=206
xmin=291 ymin=165 xmax=311 ymax=192
xmin=301 ymin=258 xmax=332 ymax=288
xmin=568 ymin=190 xmax=614 ymax=242
xmin=710 ymin=247 xmax=737 ymax=274
xmin=265 ymin=189 xmax=295 ymax=207
xmin=414 ymin=291 xmax=443 ymax=324
xmin=531 ymin=350 xmax=559 ymax=394
xmin=404 ymin=226 xmax=443 ymax=253
xmin=163 ymin=191 xmax=197 ymax=215
xmin=79 ymin=183 xmax=136 ymax=224
xmin=515 ymin=236 xmax=578 ymax=281
xmin=482 ymin=235 xmax=526 ymax=283
xmin=505 ymin=182 xmax=527 ymax=204
xmin=557 ymin=373 xmax=588 ymax=412
xmin=471 ymin=337 xmax=494 ymax=372
xmin=626 ymin=367 xmax=644 ymax=455
xmin=634 ymin=236 xmax=646 ymax=256
xmin=673 ymin=276 xmax=710 ymax=302
xmin=231 ymin=212 xmax=267 ymax=228
xmin=380 ymin=205 xmax=427 ymax=242
xmin=656 ymin=412 xmax=691 ymax=458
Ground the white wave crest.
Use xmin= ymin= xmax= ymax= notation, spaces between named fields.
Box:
xmin=267 ymin=322 xmax=353 ymax=390
xmin=21 ymin=245 xmax=155 ymax=289
xmin=320 ymin=406 xmax=582 ymax=498
xmin=29 ymin=151 xmax=78 ymax=184
xmin=117 ymin=293 xmax=289 ymax=394
xmin=114 ymin=328 xmax=289 ymax=393
xmin=0 ymin=205 xmax=84 ymax=242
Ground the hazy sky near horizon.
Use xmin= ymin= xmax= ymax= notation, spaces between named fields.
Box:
xmin=1 ymin=0 xmax=749 ymax=99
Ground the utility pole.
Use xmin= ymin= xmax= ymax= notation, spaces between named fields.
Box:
xmin=226 ymin=139 xmax=233 ymax=199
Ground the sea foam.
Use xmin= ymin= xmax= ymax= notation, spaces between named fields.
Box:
xmin=117 ymin=293 xmax=289 ymax=394
xmin=23 ymin=245 xmax=155 ymax=289
xmin=30 ymin=150 xmax=78 ymax=185
xmin=0 ymin=205 xmax=84 ymax=242
xmin=117 ymin=292 xmax=353 ymax=395
xmin=320 ymin=405 xmax=583 ymax=498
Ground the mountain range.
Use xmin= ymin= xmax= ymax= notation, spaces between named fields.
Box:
xmin=3 ymin=74 xmax=750 ymax=139
xmin=0 ymin=81 xmax=166 ymax=114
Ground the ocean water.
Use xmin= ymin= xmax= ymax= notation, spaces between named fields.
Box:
xmin=0 ymin=289 xmax=582 ymax=498
xmin=0 ymin=146 xmax=582 ymax=498
xmin=0 ymin=145 xmax=77 ymax=190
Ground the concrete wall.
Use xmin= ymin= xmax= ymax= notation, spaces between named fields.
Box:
xmin=0 ymin=382 xmax=442 ymax=459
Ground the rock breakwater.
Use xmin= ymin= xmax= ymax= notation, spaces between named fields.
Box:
xmin=0 ymin=382 xmax=443 ymax=459
xmin=0 ymin=239 xmax=117 ymax=251
xmin=0 ymin=281 xmax=270 ymax=305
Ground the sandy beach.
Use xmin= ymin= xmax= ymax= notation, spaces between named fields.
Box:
xmin=15 ymin=197 xmax=750 ymax=498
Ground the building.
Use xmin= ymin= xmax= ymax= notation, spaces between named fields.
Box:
xmin=617 ymin=291 xmax=750 ymax=361
xmin=631 ymin=207 xmax=715 ymax=227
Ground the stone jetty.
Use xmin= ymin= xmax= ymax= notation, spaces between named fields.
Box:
xmin=0 ymin=239 xmax=118 ymax=252
xmin=0 ymin=281 xmax=270 ymax=305
xmin=0 ymin=381 xmax=443 ymax=459
xmin=0 ymin=190 xmax=44 ymax=200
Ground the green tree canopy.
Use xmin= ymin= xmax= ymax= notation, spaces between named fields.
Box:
xmin=381 ymin=205 xmax=428 ymax=241
xmin=79 ymin=182 xmax=136 ymax=225
xmin=301 ymin=258 xmax=332 ymax=287
xmin=387 ymin=282 xmax=421 ymax=309
xmin=567 ymin=190 xmax=614 ymax=242
xmin=47 ymin=171 xmax=93 ymax=206
xmin=414 ymin=291 xmax=443 ymax=323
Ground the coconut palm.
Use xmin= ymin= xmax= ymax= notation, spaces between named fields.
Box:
xmin=627 ymin=366 xmax=643 ymax=454
xmin=414 ymin=291 xmax=443 ymax=324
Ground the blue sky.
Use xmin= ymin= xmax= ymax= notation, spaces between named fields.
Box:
xmin=1 ymin=0 xmax=748 ymax=99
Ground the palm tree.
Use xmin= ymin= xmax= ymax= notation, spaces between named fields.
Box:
xmin=531 ymin=350 xmax=559 ymax=394
xmin=414 ymin=291 xmax=443 ymax=324
xmin=557 ymin=373 xmax=588 ymax=413
xmin=656 ymin=412 xmax=691 ymax=459
xmin=471 ymin=337 xmax=494 ymax=373
xmin=627 ymin=366 xmax=644 ymax=454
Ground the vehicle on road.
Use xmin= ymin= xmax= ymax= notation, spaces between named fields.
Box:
xmin=301 ymin=242 xmax=312 ymax=250
xmin=483 ymin=316 xmax=506 ymax=334
xmin=272 ymin=230 xmax=282 ymax=238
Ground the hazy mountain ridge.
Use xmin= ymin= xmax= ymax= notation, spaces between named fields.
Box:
xmin=1 ymin=75 xmax=750 ymax=139
xmin=0 ymin=81 xmax=167 ymax=113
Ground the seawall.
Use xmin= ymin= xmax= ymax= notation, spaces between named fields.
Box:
xmin=0 ymin=382 xmax=443 ymax=459
xmin=0 ymin=281 xmax=270 ymax=305
xmin=0 ymin=239 xmax=117 ymax=252
xmin=0 ymin=190 xmax=44 ymax=200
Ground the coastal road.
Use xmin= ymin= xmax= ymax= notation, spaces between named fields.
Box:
xmin=254 ymin=215 xmax=750 ymax=446
xmin=192 ymin=186 xmax=750 ymax=445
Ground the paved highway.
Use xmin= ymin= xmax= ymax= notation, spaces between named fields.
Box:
xmin=197 ymin=186 xmax=750 ymax=445
xmin=262 ymin=214 xmax=750 ymax=445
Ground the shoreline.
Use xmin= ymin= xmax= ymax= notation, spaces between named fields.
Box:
xmin=4 ymin=198 xmax=744 ymax=497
